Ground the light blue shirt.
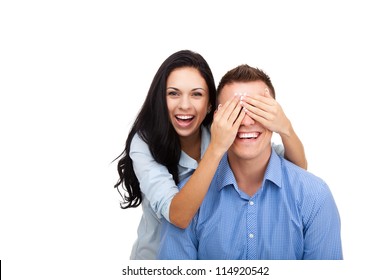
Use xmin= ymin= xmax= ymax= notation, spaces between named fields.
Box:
xmin=129 ymin=126 xmax=211 ymax=259
xmin=158 ymin=149 xmax=343 ymax=260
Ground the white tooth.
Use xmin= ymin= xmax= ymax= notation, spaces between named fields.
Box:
xmin=238 ymin=132 xmax=258 ymax=139
xmin=177 ymin=115 xmax=193 ymax=120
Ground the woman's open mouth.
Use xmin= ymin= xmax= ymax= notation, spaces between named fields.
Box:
xmin=175 ymin=115 xmax=195 ymax=128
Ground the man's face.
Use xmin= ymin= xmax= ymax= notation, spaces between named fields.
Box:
xmin=219 ymin=81 xmax=273 ymax=161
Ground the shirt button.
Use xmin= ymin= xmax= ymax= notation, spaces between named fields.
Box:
xmin=249 ymin=233 xmax=254 ymax=238
xmin=249 ymin=201 xmax=254 ymax=206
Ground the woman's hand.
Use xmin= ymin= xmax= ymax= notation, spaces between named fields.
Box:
xmin=209 ymin=94 xmax=245 ymax=155
xmin=240 ymin=88 xmax=292 ymax=137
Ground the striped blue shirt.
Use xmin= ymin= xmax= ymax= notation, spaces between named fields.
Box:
xmin=158 ymin=149 xmax=343 ymax=260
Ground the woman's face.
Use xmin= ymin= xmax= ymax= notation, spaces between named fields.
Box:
xmin=166 ymin=67 xmax=210 ymax=140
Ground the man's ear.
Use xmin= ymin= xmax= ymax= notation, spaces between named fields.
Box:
xmin=264 ymin=87 xmax=271 ymax=97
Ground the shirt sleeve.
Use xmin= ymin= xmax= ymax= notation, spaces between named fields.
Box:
xmin=158 ymin=216 xmax=198 ymax=259
xmin=302 ymin=182 xmax=343 ymax=260
xmin=130 ymin=133 xmax=179 ymax=222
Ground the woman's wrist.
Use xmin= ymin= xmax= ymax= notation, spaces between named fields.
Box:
xmin=206 ymin=141 xmax=227 ymax=159
xmin=279 ymin=119 xmax=293 ymax=138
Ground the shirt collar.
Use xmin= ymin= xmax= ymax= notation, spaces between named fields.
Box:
xmin=264 ymin=148 xmax=283 ymax=188
xmin=216 ymin=153 xmax=237 ymax=192
xmin=200 ymin=125 xmax=210 ymax=158
xmin=216 ymin=148 xmax=283 ymax=192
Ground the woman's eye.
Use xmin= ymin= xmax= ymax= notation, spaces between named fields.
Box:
xmin=193 ymin=92 xmax=203 ymax=97
xmin=167 ymin=91 xmax=179 ymax=96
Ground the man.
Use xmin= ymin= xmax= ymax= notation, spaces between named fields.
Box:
xmin=158 ymin=64 xmax=343 ymax=260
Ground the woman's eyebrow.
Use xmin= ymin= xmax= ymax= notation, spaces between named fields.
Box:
xmin=166 ymin=87 xmax=206 ymax=91
xmin=191 ymin=87 xmax=206 ymax=91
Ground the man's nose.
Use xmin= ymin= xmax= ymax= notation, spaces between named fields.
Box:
xmin=241 ymin=113 xmax=255 ymax=126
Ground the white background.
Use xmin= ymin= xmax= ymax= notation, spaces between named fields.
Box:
xmin=1 ymin=0 xmax=389 ymax=279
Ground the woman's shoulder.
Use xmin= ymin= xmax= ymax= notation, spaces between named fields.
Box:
xmin=130 ymin=132 xmax=151 ymax=155
xmin=271 ymin=142 xmax=285 ymax=157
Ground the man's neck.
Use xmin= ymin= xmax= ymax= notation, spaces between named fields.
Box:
xmin=227 ymin=147 xmax=272 ymax=197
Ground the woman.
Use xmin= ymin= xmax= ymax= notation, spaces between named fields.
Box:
xmin=114 ymin=50 xmax=307 ymax=259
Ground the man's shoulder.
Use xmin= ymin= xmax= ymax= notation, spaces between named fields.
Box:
xmin=278 ymin=158 xmax=337 ymax=218
xmin=280 ymin=157 xmax=328 ymax=191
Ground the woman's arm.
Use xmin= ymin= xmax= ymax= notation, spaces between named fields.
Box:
xmin=240 ymin=90 xmax=308 ymax=169
xmin=170 ymin=95 xmax=245 ymax=228
xmin=131 ymin=95 xmax=245 ymax=229
xmin=278 ymin=119 xmax=307 ymax=170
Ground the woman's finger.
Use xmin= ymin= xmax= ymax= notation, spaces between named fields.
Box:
xmin=214 ymin=94 xmax=240 ymax=123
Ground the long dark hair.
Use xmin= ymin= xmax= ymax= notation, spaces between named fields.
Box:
xmin=114 ymin=50 xmax=217 ymax=209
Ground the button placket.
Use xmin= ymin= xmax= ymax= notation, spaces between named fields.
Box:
xmin=246 ymin=198 xmax=257 ymax=259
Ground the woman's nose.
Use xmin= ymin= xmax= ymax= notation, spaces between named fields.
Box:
xmin=179 ymin=95 xmax=191 ymax=110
